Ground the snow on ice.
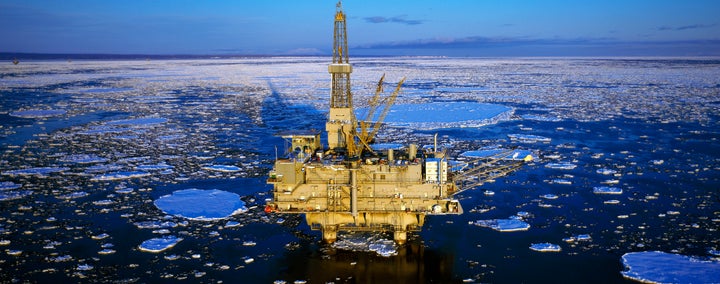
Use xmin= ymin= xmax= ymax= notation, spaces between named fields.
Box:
xmin=153 ymin=189 xmax=248 ymax=221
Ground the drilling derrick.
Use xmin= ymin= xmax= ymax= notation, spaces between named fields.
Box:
xmin=264 ymin=1 xmax=528 ymax=245
xmin=326 ymin=1 xmax=355 ymax=154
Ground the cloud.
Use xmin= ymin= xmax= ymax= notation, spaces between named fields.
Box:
xmin=363 ymin=15 xmax=424 ymax=25
xmin=657 ymin=23 xmax=717 ymax=31
xmin=352 ymin=35 xmax=720 ymax=56
xmin=355 ymin=36 xmax=589 ymax=49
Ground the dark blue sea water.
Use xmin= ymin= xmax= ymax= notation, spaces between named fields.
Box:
xmin=1 ymin=57 xmax=718 ymax=283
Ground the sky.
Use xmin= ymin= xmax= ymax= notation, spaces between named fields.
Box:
xmin=1 ymin=0 xmax=719 ymax=57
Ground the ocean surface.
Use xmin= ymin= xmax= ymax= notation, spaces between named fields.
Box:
xmin=1 ymin=57 xmax=719 ymax=283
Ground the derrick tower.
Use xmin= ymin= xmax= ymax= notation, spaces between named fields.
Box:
xmin=326 ymin=1 xmax=355 ymax=154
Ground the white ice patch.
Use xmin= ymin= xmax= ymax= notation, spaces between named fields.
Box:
xmin=0 ymin=190 xmax=32 ymax=201
xmin=106 ymin=117 xmax=168 ymax=126
xmin=136 ymin=164 xmax=174 ymax=171
xmin=138 ymin=236 xmax=183 ymax=253
xmin=0 ymin=182 xmax=30 ymax=201
xmin=541 ymin=194 xmax=559 ymax=200
xmin=153 ymin=189 xmax=248 ymax=221
xmin=508 ymin=134 xmax=552 ymax=143
xmin=544 ymin=163 xmax=577 ymax=170
xmin=460 ymin=148 xmax=534 ymax=161
xmin=57 ymin=191 xmax=89 ymax=200
xmin=471 ymin=218 xmax=530 ymax=232
xmin=370 ymin=143 xmax=404 ymax=151
xmin=9 ymin=109 xmax=67 ymax=118
xmin=2 ymin=167 xmax=69 ymax=177
xmin=593 ymin=186 xmax=623 ymax=194
xmin=59 ymin=154 xmax=108 ymax=164
xmin=91 ymin=171 xmax=150 ymax=181
xmin=621 ymin=251 xmax=720 ymax=283
xmin=84 ymin=164 xmax=124 ymax=173
xmin=520 ymin=114 xmax=562 ymax=122
xmin=0 ymin=181 xmax=22 ymax=190
xmin=596 ymin=168 xmax=618 ymax=175
xmin=202 ymin=165 xmax=241 ymax=172
xmin=550 ymin=179 xmax=572 ymax=185
xmin=359 ymin=102 xmax=512 ymax=130
xmin=529 ymin=243 xmax=561 ymax=252
xmin=133 ymin=220 xmax=179 ymax=229
xmin=332 ymin=233 xmax=398 ymax=257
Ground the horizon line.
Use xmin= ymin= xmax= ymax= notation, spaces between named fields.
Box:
xmin=3 ymin=52 xmax=720 ymax=61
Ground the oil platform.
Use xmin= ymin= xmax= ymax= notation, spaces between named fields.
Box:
xmin=265 ymin=1 xmax=527 ymax=244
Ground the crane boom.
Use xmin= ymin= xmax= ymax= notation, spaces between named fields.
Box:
xmin=367 ymin=77 xmax=405 ymax=141
xmin=358 ymin=74 xmax=385 ymax=151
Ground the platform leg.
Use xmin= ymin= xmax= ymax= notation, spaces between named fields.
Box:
xmin=393 ymin=230 xmax=407 ymax=245
xmin=322 ymin=226 xmax=337 ymax=244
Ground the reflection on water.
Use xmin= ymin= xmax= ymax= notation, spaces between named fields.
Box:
xmin=281 ymin=240 xmax=458 ymax=283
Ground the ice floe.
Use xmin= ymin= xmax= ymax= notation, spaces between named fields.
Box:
xmin=520 ymin=114 xmax=562 ymax=122
xmin=202 ymin=165 xmax=241 ymax=172
xmin=56 ymin=191 xmax=89 ymax=200
xmin=91 ymin=171 xmax=151 ymax=181
xmin=133 ymin=220 xmax=179 ymax=229
xmin=2 ymin=167 xmax=69 ymax=177
xmin=9 ymin=109 xmax=67 ymax=118
xmin=135 ymin=164 xmax=174 ymax=171
xmin=460 ymin=148 xmax=534 ymax=161
xmin=593 ymin=186 xmax=623 ymax=194
xmin=138 ymin=236 xmax=183 ymax=253
xmin=60 ymin=154 xmax=109 ymax=164
xmin=0 ymin=181 xmax=22 ymax=190
xmin=541 ymin=194 xmax=559 ymax=200
xmin=544 ymin=163 xmax=577 ymax=170
xmin=621 ymin=251 xmax=720 ymax=283
xmin=106 ymin=117 xmax=168 ymax=126
xmin=331 ymin=233 xmax=398 ymax=257
xmin=596 ymin=168 xmax=618 ymax=175
xmin=529 ymin=243 xmax=561 ymax=252
xmin=0 ymin=190 xmax=32 ymax=201
xmin=471 ymin=217 xmax=530 ymax=232
xmin=508 ymin=134 xmax=551 ymax=143
xmin=153 ymin=189 xmax=248 ymax=221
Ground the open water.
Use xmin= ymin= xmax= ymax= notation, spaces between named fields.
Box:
xmin=1 ymin=57 xmax=719 ymax=283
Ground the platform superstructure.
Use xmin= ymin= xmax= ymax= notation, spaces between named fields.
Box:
xmin=265 ymin=1 xmax=525 ymax=244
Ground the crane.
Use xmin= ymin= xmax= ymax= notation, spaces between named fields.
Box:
xmin=352 ymin=76 xmax=405 ymax=156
